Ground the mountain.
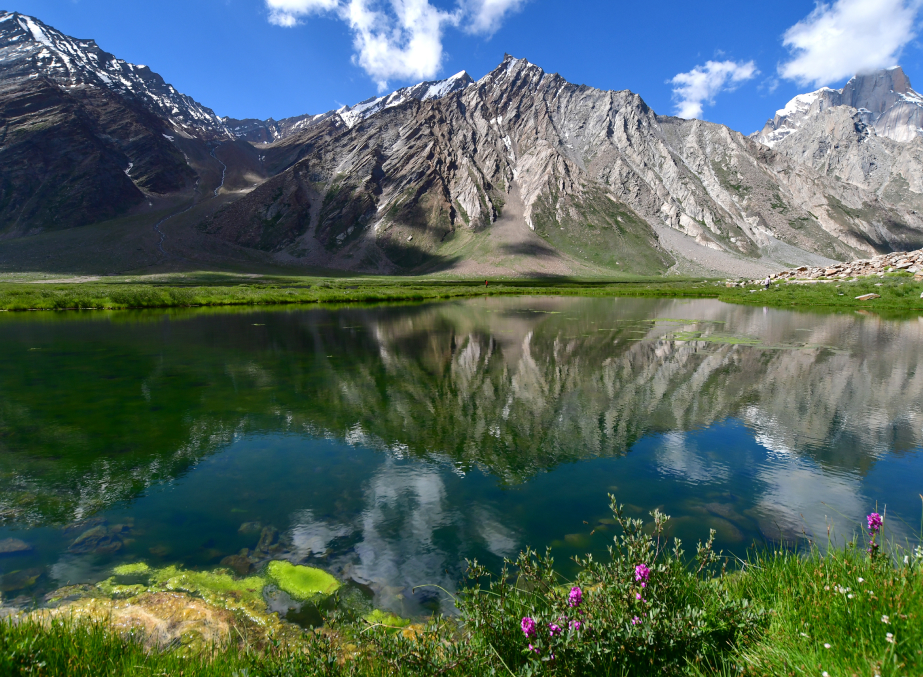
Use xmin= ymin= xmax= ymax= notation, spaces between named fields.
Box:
xmin=3 ymin=11 xmax=923 ymax=276
xmin=202 ymin=56 xmax=923 ymax=275
xmin=0 ymin=10 xmax=234 ymax=234
xmin=752 ymin=67 xmax=923 ymax=221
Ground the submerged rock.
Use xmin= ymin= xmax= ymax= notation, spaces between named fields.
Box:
xmin=1 ymin=567 xmax=43 ymax=592
xmin=68 ymin=525 xmax=123 ymax=554
xmin=220 ymin=554 xmax=254 ymax=577
xmin=0 ymin=538 xmax=32 ymax=555
xmin=256 ymin=526 xmax=281 ymax=554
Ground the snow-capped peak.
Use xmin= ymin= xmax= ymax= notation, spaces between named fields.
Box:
xmin=753 ymin=67 xmax=923 ymax=147
xmin=0 ymin=11 xmax=232 ymax=139
xmin=336 ymin=71 xmax=473 ymax=129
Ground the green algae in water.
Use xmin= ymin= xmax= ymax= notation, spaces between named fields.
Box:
xmin=149 ymin=566 xmax=268 ymax=614
xmin=265 ymin=561 xmax=340 ymax=600
xmin=364 ymin=609 xmax=411 ymax=629
xmin=670 ymin=331 xmax=762 ymax=345
xmin=112 ymin=562 xmax=150 ymax=576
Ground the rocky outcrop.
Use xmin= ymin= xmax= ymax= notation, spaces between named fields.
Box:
xmin=760 ymin=247 xmax=923 ymax=282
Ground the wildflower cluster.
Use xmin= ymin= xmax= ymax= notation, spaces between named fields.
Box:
xmin=457 ymin=495 xmax=765 ymax=675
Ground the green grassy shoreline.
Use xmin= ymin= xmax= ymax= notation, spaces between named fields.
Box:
xmin=2 ymin=506 xmax=920 ymax=677
xmin=0 ymin=271 xmax=921 ymax=314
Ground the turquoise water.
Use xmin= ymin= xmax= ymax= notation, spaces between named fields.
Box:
xmin=0 ymin=297 xmax=921 ymax=618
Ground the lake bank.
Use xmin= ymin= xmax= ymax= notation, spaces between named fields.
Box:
xmin=3 ymin=512 xmax=920 ymax=677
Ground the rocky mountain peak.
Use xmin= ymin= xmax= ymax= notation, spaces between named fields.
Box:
xmin=754 ymin=66 xmax=923 ymax=147
xmin=0 ymin=10 xmax=230 ymax=139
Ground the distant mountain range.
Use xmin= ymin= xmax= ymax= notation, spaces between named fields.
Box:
xmin=3 ymin=9 xmax=923 ymax=277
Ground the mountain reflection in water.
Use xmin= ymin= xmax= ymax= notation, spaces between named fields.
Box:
xmin=0 ymin=297 xmax=920 ymax=613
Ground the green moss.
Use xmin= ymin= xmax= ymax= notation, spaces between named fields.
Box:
xmin=265 ymin=561 xmax=340 ymax=600
xmin=112 ymin=562 xmax=150 ymax=576
xmin=95 ymin=579 xmax=147 ymax=598
xmin=148 ymin=565 xmax=269 ymax=616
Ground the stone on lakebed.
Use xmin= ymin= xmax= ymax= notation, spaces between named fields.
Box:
xmin=0 ymin=538 xmax=32 ymax=555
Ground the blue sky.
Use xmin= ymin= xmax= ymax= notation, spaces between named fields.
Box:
xmin=6 ymin=0 xmax=923 ymax=134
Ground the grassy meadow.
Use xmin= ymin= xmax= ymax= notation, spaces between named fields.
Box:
xmin=0 ymin=270 xmax=920 ymax=313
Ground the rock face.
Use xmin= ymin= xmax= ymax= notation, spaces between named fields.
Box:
xmin=752 ymin=68 xmax=923 ymax=233
xmin=4 ymin=9 xmax=923 ymax=274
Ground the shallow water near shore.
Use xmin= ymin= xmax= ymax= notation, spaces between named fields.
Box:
xmin=0 ymin=297 xmax=921 ymax=619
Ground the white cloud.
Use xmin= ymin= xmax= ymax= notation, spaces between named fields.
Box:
xmin=267 ymin=0 xmax=341 ymax=26
xmin=347 ymin=0 xmax=457 ymax=90
xmin=265 ymin=0 xmax=526 ymax=90
xmin=779 ymin=0 xmax=923 ymax=86
xmin=463 ymin=0 xmax=527 ymax=35
xmin=670 ymin=60 xmax=758 ymax=119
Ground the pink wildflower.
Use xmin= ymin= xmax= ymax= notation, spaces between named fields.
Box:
xmin=867 ymin=513 xmax=883 ymax=532
xmin=521 ymin=617 xmax=536 ymax=638
xmin=635 ymin=564 xmax=650 ymax=583
xmin=568 ymin=586 xmax=583 ymax=607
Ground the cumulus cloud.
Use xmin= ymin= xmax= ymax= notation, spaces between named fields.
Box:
xmin=779 ymin=0 xmax=923 ymax=86
xmin=265 ymin=0 xmax=526 ymax=90
xmin=670 ymin=60 xmax=758 ymax=119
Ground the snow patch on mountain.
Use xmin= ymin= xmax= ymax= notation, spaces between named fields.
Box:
xmin=224 ymin=71 xmax=473 ymax=142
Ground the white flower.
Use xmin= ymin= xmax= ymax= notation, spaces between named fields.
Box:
xmin=847 ymin=594 xmax=854 ymax=599
xmin=886 ymin=632 xmax=895 ymax=644
xmin=857 ymin=577 xmax=864 ymax=583
xmin=822 ymin=672 xmax=829 ymax=677
xmin=824 ymin=643 xmax=832 ymax=649
xmin=800 ymin=632 xmax=809 ymax=637
xmin=881 ymin=615 xmax=890 ymax=624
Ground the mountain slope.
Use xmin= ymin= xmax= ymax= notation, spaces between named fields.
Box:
xmin=0 ymin=11 xmax=227 ymax=233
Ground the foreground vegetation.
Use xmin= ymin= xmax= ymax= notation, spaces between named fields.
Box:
xmin=0 ymin=270 xmax=921 ymax=314
xmin=3 ymin=498 xmax=921 ymax=676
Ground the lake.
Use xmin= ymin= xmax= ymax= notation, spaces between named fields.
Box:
xmin=0 ymin=296 xmax=921 ymax=619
